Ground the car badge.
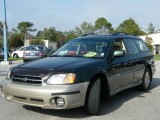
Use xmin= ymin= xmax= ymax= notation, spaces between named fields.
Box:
xmin=22 ymin=77 xmax=28 ymax=82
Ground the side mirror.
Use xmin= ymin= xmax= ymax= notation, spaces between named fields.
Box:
xmin=113 ymin=50 xmax=125 ymax=58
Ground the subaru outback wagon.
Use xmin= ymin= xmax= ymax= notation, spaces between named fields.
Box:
xmin=1 ymin=33 xmax=156 ymax=115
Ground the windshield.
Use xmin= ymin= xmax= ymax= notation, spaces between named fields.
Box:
xmin=53 ymin=38 xmax=111 ymax=58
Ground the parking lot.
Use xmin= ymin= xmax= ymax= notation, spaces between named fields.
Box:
xmin=0 ymin=60 xmax=160 ymax=120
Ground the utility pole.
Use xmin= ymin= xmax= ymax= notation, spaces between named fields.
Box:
xmin=1 ymin=0 xmax=11 ymax=65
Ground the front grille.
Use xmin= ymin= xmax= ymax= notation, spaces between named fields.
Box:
xmin=12 ymin=74 xmax=43 ymax=85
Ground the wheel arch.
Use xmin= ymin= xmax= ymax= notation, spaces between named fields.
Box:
xmin=145 ymin=63 xmax=152 ymax=79
xmin=13 ymin=53 xmax=19 ymax=58
xmin=85 ymin=72 xmax=110 ymax=102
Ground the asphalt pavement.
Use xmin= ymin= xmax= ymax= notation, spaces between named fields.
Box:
xmin=0 ymin=60 xmax=160 ymax=120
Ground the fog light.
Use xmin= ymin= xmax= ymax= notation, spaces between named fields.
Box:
xmin=56 ymin=97 xmax=65 ymax=107
xmin=1 ymin=92 xmax=4 ymax=97
xmin=50 ymin=98 xmax=55 ymax=104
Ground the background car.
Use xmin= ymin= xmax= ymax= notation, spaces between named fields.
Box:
xmin=23 ymin=45 xmax=50 ymax=62
xmin=0 ymin=48 xmax=4 ymax=59
xmin=11 ymin=46 xmax=26 ymax=58
xmin=0 ymin=48 xmax=10 ymax=59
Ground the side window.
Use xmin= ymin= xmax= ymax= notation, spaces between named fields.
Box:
xmin=124 ymin=39 xmax=139 ymax=55
xmin=20 ymin=48 xmax=24 ymax=51
xmin=113 ymin=39 xmax=127 ymax=56
xmin=134 ymin=39 xmax=149 ymax=52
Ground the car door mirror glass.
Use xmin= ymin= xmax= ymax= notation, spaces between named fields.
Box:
xmin=113 ymin=50 xmax=125 ymax=58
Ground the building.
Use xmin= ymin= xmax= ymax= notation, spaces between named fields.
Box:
xmin=139 ymin=33 xmax=160 ymax=54
xmin=24 ymin=39 xmax=57 ymax=50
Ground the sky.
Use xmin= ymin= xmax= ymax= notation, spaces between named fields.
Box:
xmin=0 ymin=0 xmax=160 ymax=33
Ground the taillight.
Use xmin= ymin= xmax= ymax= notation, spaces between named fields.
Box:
xmin=38 ymin=52 xmax=43 ymax=56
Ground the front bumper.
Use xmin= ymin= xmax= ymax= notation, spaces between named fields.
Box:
xmin=1 ymin=81 xmax=89 ymax=109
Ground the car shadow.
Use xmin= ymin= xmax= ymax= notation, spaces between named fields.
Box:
xmin=23 ymin=78 xmax=160 ymax=118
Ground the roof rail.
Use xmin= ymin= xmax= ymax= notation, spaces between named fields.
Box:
xmin=82 ymin=33 xmax=95 ymax=36
xmin=112 ymin=32 xmax=135 ymax=36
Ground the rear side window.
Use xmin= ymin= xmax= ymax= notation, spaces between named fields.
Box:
xmin=124 ymin=39 xmax=139 ymax=55
xmin=134 ymin=39 xmax=149 ymax=52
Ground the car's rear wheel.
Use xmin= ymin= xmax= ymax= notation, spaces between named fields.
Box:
xmin=13 ymin=53 xmax=18 ymax=58
xmin=85 ymin=78 xmax=101 ymax=115
xmin=139 ymin=68 xmax=152 ymax=91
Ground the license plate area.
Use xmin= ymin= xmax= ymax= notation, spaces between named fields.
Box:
xmin=29 ymin=52 xmax=36 ymax=56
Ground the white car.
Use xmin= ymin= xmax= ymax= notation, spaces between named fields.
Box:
xmin=11 ymin=47 xmax=26 ymax=58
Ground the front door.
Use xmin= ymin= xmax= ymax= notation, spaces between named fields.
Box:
xmin=108 ymin=39 xmax=134 ymax=92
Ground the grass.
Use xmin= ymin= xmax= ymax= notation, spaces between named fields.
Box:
xmin=0 ymin=57 xmax=22 ymax=61
xmin=154 ymin=54 xmax=160 ymax=60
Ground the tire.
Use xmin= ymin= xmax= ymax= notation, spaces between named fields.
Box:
xmin=139 ymin=68 xmax=152 ymax=92
xmin=23 ymin=59 xmax=27 ymax=62
xmin=13 ymin=53 xmax=18 ymax=58
xmin=85 ymin=78 xmax=101 ymax=115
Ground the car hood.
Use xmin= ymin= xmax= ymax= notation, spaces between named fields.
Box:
xmin=12 ymin=57 xmax=104 ymax=76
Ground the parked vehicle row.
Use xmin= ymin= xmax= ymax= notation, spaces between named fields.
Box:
xmin=11 ymin=45 xmax=52 ymax=62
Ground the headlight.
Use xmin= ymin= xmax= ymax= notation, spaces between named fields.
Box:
xmin=6 ymin=69 xmax=11 ymax=80
xmin=46 ymin=73 xmax=76 ymax=85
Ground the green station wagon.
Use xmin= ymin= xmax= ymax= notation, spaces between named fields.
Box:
xmin=1 ymin=33 xmax=156 ymax=115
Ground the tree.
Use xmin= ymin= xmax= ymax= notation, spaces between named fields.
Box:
xmin=56 ymin=31 xmax=66 ymax=47
xmin=17 ymin=22 xmax=36 ymax=41
xmin=146 ymin=23 xmax=155 ymax=34
xmin=36 ymin=30 xmax=43 ymax=38
xmin=95 ymin=17 xmax=113 ymax=34
xmin=36 ymin=27 xmax=57 ymax=42
xmin=75 ymin=22 xmax=95 ymax=36
xmin=64 ymin=30 xmax=78 ymax=42
xmin=30 ymin=38 xmax=44 ymax=45
xmin=8 ymin=33 xmax=23 ymax=49
xmin=116 ymin=18 xmax=145 ymax=35
xmin=145 ymin=36 xmax=154 ymax=52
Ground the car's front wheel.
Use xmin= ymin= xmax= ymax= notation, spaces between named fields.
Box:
xmin=139 ymin=68 xmax=152 ymax=91
xmin=85 ymin=78 xmax=101 ymax=115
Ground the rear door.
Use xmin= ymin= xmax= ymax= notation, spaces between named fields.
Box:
xmin=125 ymin=39 xmax=150 ymax=84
